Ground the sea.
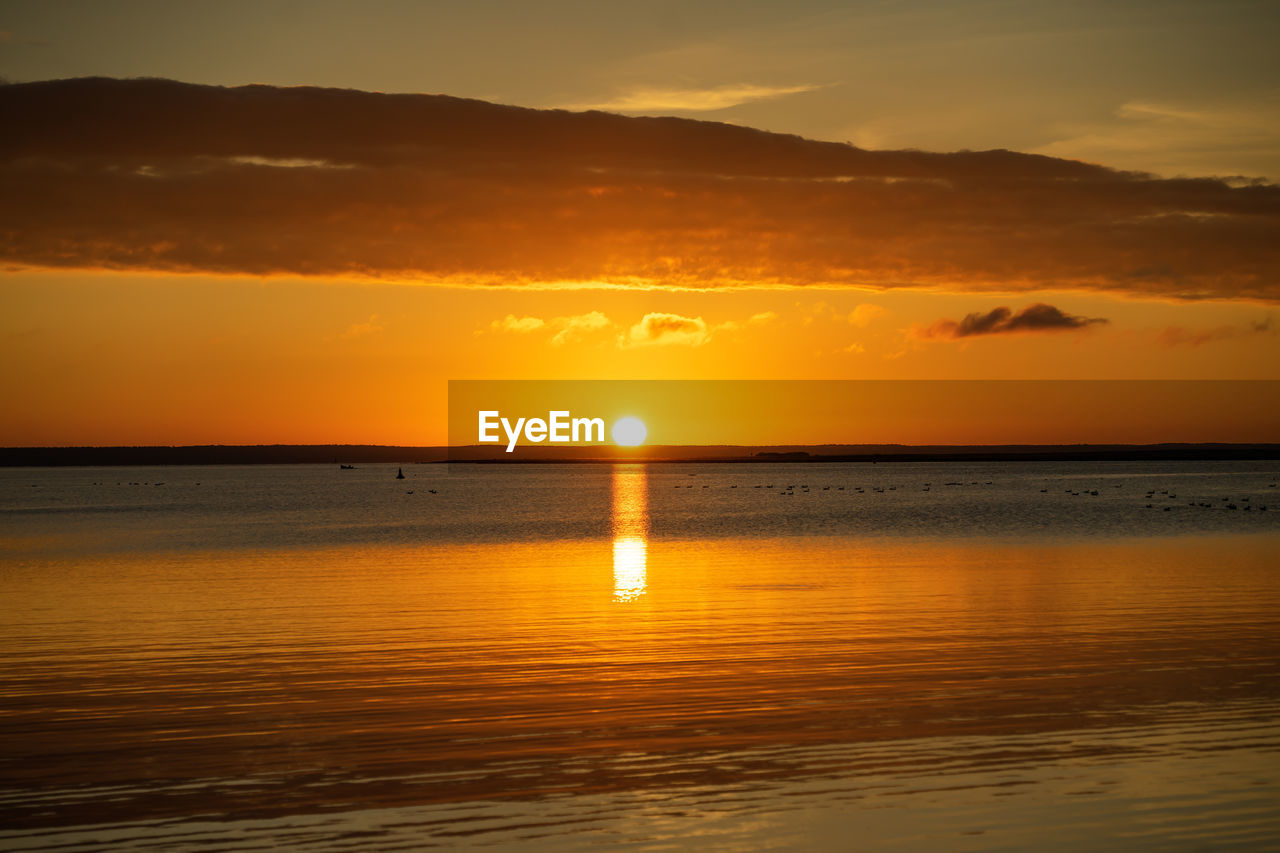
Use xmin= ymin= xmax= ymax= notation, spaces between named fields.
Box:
xmin=2 ymin=460 xmax=1278 ymax=851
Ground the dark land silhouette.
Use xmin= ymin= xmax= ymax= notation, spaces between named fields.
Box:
xmin=2 ymin=444 xmax=1279 ymax=466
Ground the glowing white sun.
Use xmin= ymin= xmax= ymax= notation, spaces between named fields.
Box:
xmin=611 ymin=417 xmax=647 ymax=447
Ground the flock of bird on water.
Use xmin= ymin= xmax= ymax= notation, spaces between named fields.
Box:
xmin=62 ymin=469 xmax=1279 ymax=514
xmin=660 ymin=474 xmax=1274 ymax=511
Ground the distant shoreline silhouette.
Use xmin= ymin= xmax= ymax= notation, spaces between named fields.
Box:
xmin=2 ymin=443 xmax=1278 ymax=467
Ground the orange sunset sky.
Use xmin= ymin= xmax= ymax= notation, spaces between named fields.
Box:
xmin=2 ymin=1 xmax=1278 ymax=446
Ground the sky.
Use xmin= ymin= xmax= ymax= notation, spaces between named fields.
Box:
xmin=1 ymin=0 xmax=1278 ymax=445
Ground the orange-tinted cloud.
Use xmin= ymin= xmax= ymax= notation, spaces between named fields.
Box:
xmin=337 ymin=313 xmax=383 ymax=339
xmin=624 ymin=313 xmax=710 ymax=347
xmin=565 ymin=83 xmax=819 ymax=112
xmin=847 ymin=304 xmax=887 ymax=326
xmin=3 ymin=77 xmax=1279 ymax=300
xmin=490 ymin=314 xmax=546 ymax=334
xmin=1157 ymin=317 xmax=1274 ymax=347
xmin=488 ymin=311 xmax=611 ymax=345
xmin=922 ymin=304 xmax=1108 ymax=339
xmin=549 ymin=311 xmax=611 ymax=346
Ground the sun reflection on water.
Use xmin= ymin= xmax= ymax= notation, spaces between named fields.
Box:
xmin=611 ymin=464 xmax=648 ymax=602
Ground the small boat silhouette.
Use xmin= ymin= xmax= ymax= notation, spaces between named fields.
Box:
xmin=340 ymin=464 xmax=356 ymax=470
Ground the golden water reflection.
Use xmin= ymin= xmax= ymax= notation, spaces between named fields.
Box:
xmin=611 ymin=464 xmax=648 ymax=602
xmin=3 ymin=532 xmax=1280 ymax=847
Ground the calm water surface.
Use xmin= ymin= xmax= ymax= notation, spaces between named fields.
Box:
xmin=1 ymin=461 xmax=1278 ymax=850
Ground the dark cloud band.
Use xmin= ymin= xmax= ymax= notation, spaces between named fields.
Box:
xmin=2 ymin=77 xmax=1278 ymax=299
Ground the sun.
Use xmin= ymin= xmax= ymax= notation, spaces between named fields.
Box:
xmin=611 ymin=416 xmax=647 ymax=447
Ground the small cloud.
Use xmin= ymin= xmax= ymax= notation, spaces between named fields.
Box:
xmin=802 ymin=302 xmax=883 ymax=327
xmin=1157 ymin=316 xmax=1274 ymax=347
xmin=485 ymin=311 xmax=611 ymax=344
xmin=490 ymin=314 xmax=545 ymax=334
xmin=801 ymin=301 xmax=834 ymax=325
xmin=623 ymin=312 xmax=710 ymax=347
xmin=847 ymin=304 xmax=886 ymax=327
xmin=567 ymin=83 xmax=818 ymax=113
xmin=842 ymin=341 xmax=865 ymax=354
xmin=339 ymin=313 xmax=383 ymax=339
xmin=550 ymin=311 xmax=611 ymax=346
xmin=920 ymin=303 xmax=1108 ymax=339
xmin=707 ymin=310 xmax=777 ymax=335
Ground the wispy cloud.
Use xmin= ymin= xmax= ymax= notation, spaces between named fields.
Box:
xmin=549 ymin=311 xmax=611 ymax=346
xmin=1157 ymin=317 xmax=1273 ymax=347
xmin=487 ymin=312 xmax=610 ymax=344
xmin=1034 ymin=96 xmax=1280 ymax=180
xmin=713 ymin=310 xmax=779 ymax=334
xmin=847 ymin=304 xmax=886 ymax=327
xmin=565 ymin=83 xmax=817 ymax=113
xmin=338 ymin=313 xmax=383 ymax=339
xmin=485 ymin=309 xmax=772 ymax=347
xmin=490 ymin=314 xmax=545 ymax=333
xmin=920 ymin=304 xmax=1108 ymax=340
